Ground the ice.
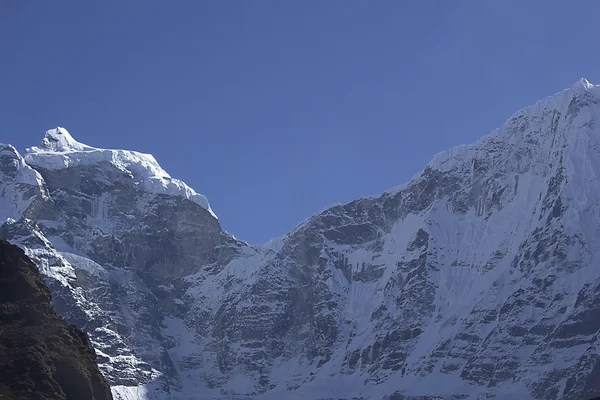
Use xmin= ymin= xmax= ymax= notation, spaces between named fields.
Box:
xmin=112 ymin=383 xmax=170 ymax=400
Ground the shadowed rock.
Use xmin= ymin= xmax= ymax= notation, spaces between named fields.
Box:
xmin=0 ymin=237 xmax=113 ymax=400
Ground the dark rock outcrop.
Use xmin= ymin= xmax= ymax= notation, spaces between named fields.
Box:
xmin=0 ymin=237 xmax=113 ymax=400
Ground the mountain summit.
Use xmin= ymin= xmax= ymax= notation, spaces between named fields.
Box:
xmin=1 ymin=80 xmax=600 ymax=399
xmin=24 ymin=127 xmax=216 ymax=218
xmin=37 ymin=127 xmax=92 ymax=152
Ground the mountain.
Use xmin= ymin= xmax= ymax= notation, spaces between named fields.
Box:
xmin=0 ymin=237 xmax=113 ymax=400
xmin=1 ymin=79 xmax=600 ymax=399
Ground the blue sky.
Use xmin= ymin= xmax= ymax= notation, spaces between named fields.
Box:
xmin=1 ymin=1 xmax=599 ymax=244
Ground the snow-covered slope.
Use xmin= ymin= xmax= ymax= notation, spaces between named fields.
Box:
xmin=2 ymin=79 xmax=600 ymax=400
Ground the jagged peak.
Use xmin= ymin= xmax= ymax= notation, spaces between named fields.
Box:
xmin=38 ymin=127 xmax=93 ymax=152
xmin=423 ymin=79 xmax=600 ymax=173
xmin=24 ymin=127 xmax=217 ymax=218
xmin=512 ymin=78 xmax=598 ymax=120
xmin=0 ymin=143 xmax=20 ymax=156
xmin=0 ymin=143 xmax=40 ymax=179
xmin=571 ymin=77 xmax=593 ymax=92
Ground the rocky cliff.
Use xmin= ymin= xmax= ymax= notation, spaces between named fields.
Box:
xmin=0 ymin=237 xmax=113 ymax=400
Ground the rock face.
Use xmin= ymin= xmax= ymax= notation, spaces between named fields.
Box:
xmin=2 ymin=80 xmax=600 ymax=399
xmin=0 ymin=237 xmax=113 ymax=400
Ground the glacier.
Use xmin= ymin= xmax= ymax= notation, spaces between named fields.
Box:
xmin=1 ymin=79 xmax=600 ymax=399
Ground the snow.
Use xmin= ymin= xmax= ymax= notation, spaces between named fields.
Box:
xmin=39 ymin=127 xmax=91 ymax=152
xmin=24 ymin=127 xmax=217 ymax=218
xmin=184 ymin=246 xmax=273 ymax=316
xmin=0 ymin=144 xmax=45 ymax=186
xmin=262 ymin=236 xmax=284 ymax=252
xmin=422 ymin=78 xmax=600 ymax=175
xmin=0 ymin=144 xmax=48 ymax=222
xmin=111 ymin=385 xmax=150 ymax=400
xmin=112 ymin=383 xmax=170 ymax=400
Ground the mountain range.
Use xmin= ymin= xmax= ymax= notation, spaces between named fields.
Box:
xmin=1 ymin=79 xmax=600 ymax=399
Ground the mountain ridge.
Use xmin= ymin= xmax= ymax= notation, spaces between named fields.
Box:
xmin=5 ymin=78 xmax=598 ymax=245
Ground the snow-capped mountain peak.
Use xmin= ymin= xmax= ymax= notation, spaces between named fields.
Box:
xmin=0 ymin=143 xmax=33 ymax=172
xmin=516 ymin=77 xmax=600 ymax=123
xmin=572 ymin=77 xmax=593 ymax=91
xmin=24 ymin=127 xmax=216 ymax=218
xmin=424 ymin=78 xmax=600 ymax=175
xmin=39 ymin=126 xmax=92 ymax=152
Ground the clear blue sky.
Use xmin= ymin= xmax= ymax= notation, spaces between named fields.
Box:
xmin=1 ymin=1 xmax=599 ymax=244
